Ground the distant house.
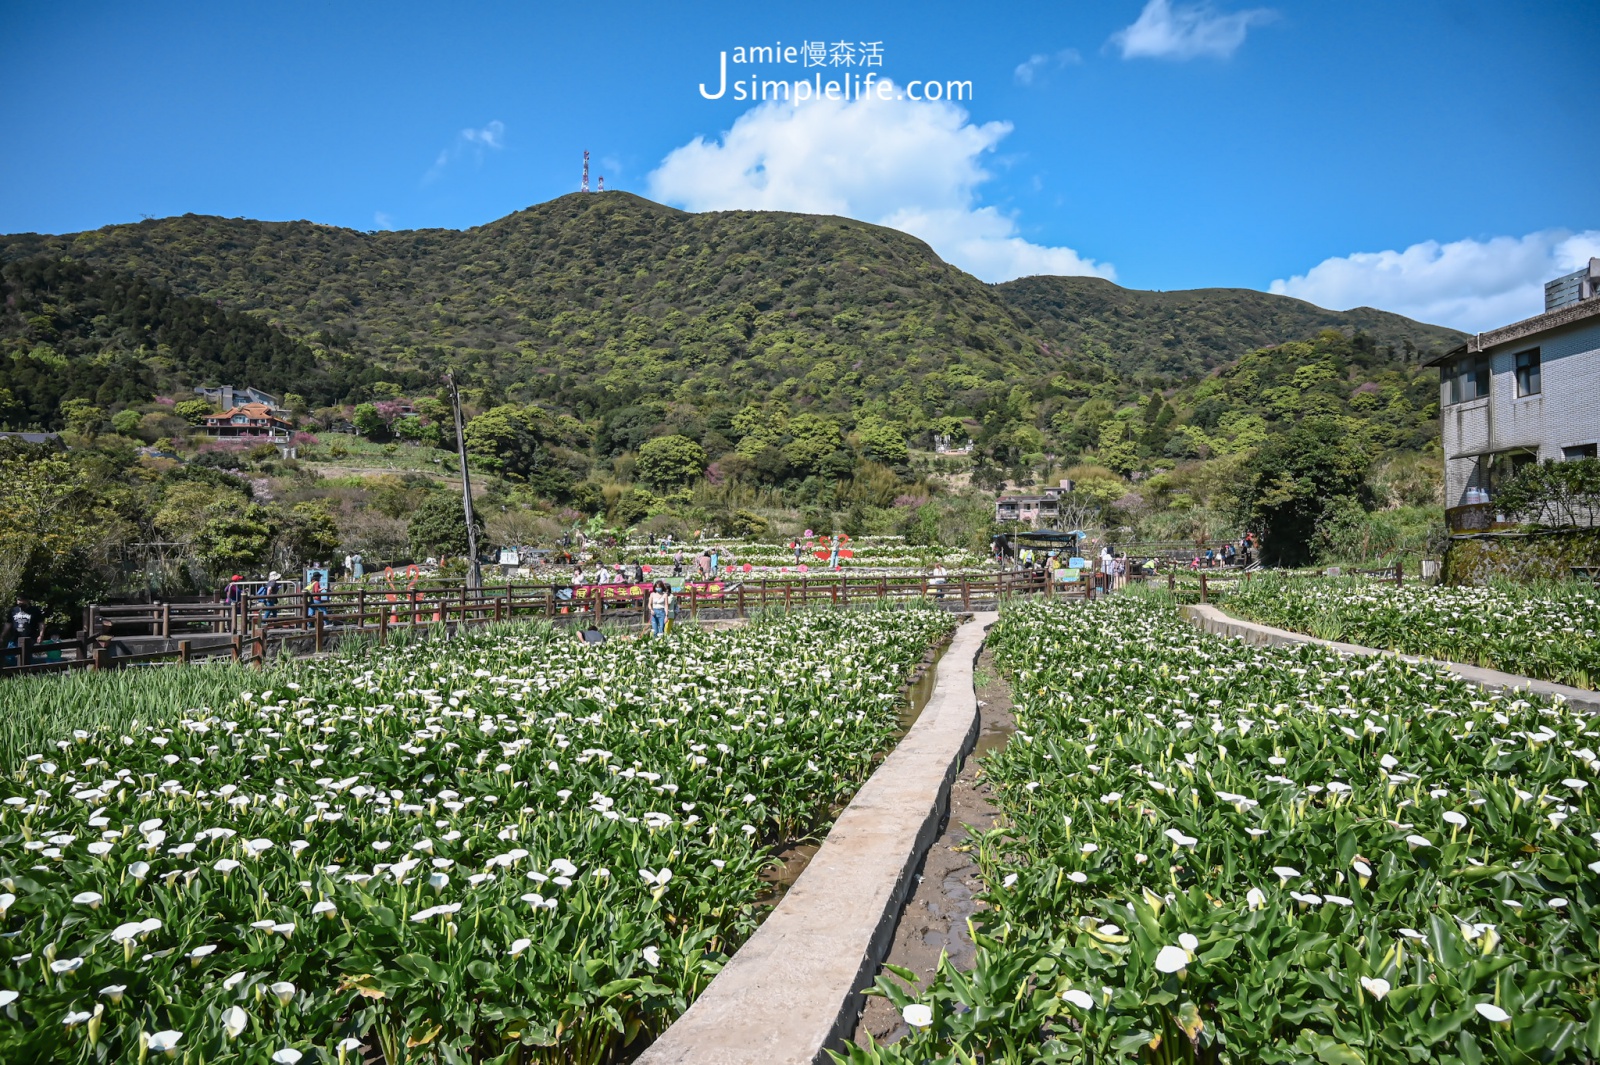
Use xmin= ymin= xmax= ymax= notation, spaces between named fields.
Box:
xmin=201 ymin=403 xmax=293 ymax=440
xmin=1425 ymin=258 xmax=1600 ymax=525
xmin=995 ymin=480 xmax=1075 ymax=525
xmin=194 ymin=385 xmax=279 ymax=410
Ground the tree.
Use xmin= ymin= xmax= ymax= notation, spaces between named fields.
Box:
xmin=173 ymin=399 xmax=214 ymax=424
xmin=274 ymin=502 xmax=342 ymax=566
xmin=352 ymin=403 xmax=387 ymax=440
xmin=193 ymin=505 xmax=275 ymax=577
xmin=610 ymin=489 xmax=654 ymax=528
xmin=60 ymin=398 xmax=105 ymax=436
xmin=462 ymin=406 xmax=580 ymax=497
xmin=111 ymin=409 xmax=142 ymax=436
xmin=1496 ymin=458 xmax=1600 ymax=528
xmin=408 ymin=493 xmax=482 ymax=560
xmin=0 ymin=450 xmax=112 ymax=614
xmin=781 ymin=414 xmax=842 ymax=476
xmin=1242 ymin=416 xmax=1373 ymax=567
xmin=635 ymin=434 xmax=706 ymax=490
xmin=854 ymin=416 xmax=909 ymax=465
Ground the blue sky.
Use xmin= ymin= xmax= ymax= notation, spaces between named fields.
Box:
xmin=1 ymin=0 xmax=1596 ymax=330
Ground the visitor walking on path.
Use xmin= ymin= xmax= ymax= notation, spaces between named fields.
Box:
xmin=648 ymin=580 xmax=671 ymax=636
xmin=262 ymin=571 xmax=282 ymax=620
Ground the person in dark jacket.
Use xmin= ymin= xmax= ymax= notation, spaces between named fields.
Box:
xmin=2 ymin=596 xmax=46 ymax=667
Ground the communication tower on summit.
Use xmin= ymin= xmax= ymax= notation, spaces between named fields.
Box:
xmin=581 ymin=150 xmax=589 ymax=193
xmin=598 ymin=175 xmax=605 ymax=192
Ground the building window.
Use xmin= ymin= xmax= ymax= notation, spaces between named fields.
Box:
xmin=1565 ymin=443 xmax=1598 ymax=460
xmin=1514 ymin=349 xmax=1541 ymax=397
xmin=1445 ymin=354 xmax=1492 ymax=405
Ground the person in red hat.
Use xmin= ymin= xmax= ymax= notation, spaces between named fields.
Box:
xmin=221 ymin=574 xmax=244 ymax=605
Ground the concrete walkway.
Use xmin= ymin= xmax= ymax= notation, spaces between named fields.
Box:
xmin=636 ymin=611 xmax=997 ymax=1065
xmin=1184 ymin=603 xmax=1600 ymax=713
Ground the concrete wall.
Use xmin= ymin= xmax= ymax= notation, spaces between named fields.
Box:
xmin=1441 ymin=317 xmax=1600 ymax=506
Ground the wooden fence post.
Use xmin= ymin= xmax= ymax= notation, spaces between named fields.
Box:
xmin=231 ymin=633 xmax=242 ymax=662
xmin=737 ymin=583 xmax=746 ymax=619
xmin=1199 ymin=572 xmax=1209 ymax=605
xmin=1395 ymin=560 xmax=1403 ymax=588
xmin=178 ymin=640 xmax=191 ymax=665
xmin=253 ymin=626 xmax=266 ymax=668
xmin=960 ymin=579 xmax=971 ymax=611
xmin=358 ymin=589 xmax=367 ymax=632
xmin=314 ymin=614 xmax=325 ymax=654
xmin=160 ymin=603 xmax=171 ymax=639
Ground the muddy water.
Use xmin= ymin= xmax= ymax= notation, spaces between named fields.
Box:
xmin=853 ymin=643 xmax=1016 ymax=1049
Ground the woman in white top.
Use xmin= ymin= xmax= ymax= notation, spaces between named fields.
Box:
xmin=648 ymin=581 xmax=671 ymax=636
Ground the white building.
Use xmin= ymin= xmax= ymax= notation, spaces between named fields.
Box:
xmin=1426 ymin=259 xmax=1600 ymax=516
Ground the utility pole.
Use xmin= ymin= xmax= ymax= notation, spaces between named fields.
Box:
xmin=444 ymin=372 xmax=480 ymax=589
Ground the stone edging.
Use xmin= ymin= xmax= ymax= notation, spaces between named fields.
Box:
xmin=1183 ymin=603 xmax=1600 ymax=713
xmin=635 ymin=611 xmax=997 ymax=1065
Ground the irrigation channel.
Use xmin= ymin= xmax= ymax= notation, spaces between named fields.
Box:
xmin=637 ymin=612 xmax=1000 ymax=1065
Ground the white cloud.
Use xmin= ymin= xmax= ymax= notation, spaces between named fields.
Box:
xmin=1014 ymin=49 xmax=1083 ymax=86
xmin=423 ymin=120 xmax=506 ymax=183
xmin=373 ymin=211 xmax=394 ymax=230
xmin=1270 ymin=229 xmax=1600 ymax=332
xmin=646 ymin=89 xmax=1112 ymax=284
xmin=1111 ymin=0 xmax=1276 ymax=60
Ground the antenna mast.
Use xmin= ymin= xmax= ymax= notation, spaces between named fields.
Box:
xmin=598 ymin=175 xmax=605 ymax=192
xmin=581 ymin=150 xmax=589 ymax=192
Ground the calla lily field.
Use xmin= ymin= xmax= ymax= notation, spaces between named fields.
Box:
xmin=847 ymin=594 xmax=1600 ymax=1064
xmin=0 ymin=607 xmax=953 ymax=1063
xmin=1221 ymin=575 xmax=1600 ymax=689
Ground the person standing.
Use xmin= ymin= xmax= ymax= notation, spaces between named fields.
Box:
xmin=792 ymin=539 xmax=803 ymax=565
xmin=262 ymin=571 xmax=282 ymax=620
xmin=648 ymin=580 xmax=670 ymax=636
xmin=222 ymin=574 xmax=243 ymax=606
xmin=2 ymin=596 xmax=45 ymax=667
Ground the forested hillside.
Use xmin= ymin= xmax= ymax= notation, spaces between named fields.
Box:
xmin=0 ymin=193 xmax=1462 ymax=437
xmin=996 ymin=275 xmax=1464 ymax=379
xmin=0 ymin=193 xmax=1465 ymax=621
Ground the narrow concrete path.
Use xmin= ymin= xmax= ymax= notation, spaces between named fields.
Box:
xmin=636 ymin=612 xmax=997 ymax=1065
xmin=1184 ymin=603 xmax=1600 ymax=712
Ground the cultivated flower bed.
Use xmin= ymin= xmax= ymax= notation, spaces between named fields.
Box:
xmin=849 ymin=595 xmax=1600 ymax=1063
xmin=1222 ymin=575 xmax=1600 ymax=689
xmin=618 ymin=536 xmax=990 ymax=571
xmin=0 ymin=607 xmax=954 ymax=1063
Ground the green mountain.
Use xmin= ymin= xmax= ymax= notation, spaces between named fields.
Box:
xmin=995 ymin=275 xmax=1464 ymax=380
xmin=0 ymin=193 xmax=1462 ymax=449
